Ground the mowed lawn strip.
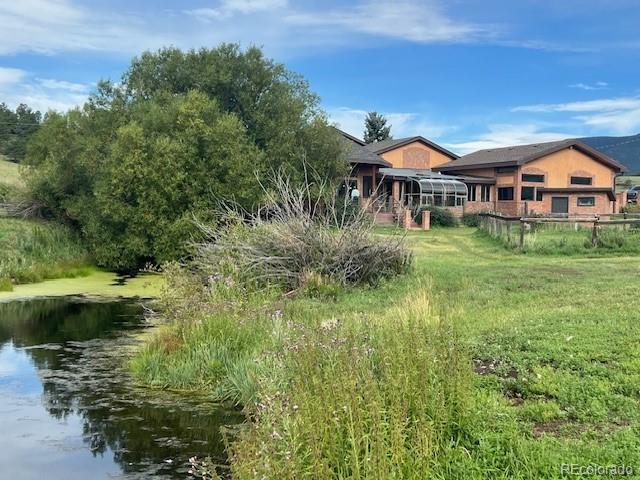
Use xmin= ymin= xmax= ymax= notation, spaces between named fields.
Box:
xmin=403 ymin=227 xmax=640 ymax=477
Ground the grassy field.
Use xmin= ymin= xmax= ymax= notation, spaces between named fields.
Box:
xmin=0 ymin=157 xmax=23 ymax=188
xmin=0 ymin=218 xmax=92 ymax=291
xmin=616 ymin=175 xmax=640 ymax=192
xmin=133 ymin=227 xmax=640 ymax=478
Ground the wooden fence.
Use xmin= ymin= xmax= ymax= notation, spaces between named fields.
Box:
xmin=479 ymin=212 xmax=640 ymax=249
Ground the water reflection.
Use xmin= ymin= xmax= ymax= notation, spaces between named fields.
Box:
xmin=0 ymin=298 xmax=241 ymax=480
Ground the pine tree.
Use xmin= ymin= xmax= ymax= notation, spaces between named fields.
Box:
xmin=363 ymin=111 xmax=391 ymax=144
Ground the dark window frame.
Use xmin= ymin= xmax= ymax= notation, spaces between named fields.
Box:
xmin=467 ymin=184 xmax=477 ymax=201
xmin=577 ymin=196 xmax=595 ymax=207
xmin=571 ymin=176 xmax=593 ymax=185
xmin=536 ymin=190 xmax=543 ymax=201
xmin=496 ymin=166 xmax=516 ymax=174
xmin=521 ymin=186 xmax=535 ymax=201
xmin=521 ymin=173 xmax=545 ymax=183
xmin=497 ymin=187 xmax=514 ymax=201
xmin=480 ymin=184 xmax=491 ymax=202
xmin=362 ymin=175 xmax=373 ymax=198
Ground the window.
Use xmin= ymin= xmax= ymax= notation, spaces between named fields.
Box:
xmin=362 ymin=176 xmax=373 ymax=198
xmin=536 ymin=189 xmax=543 ymax=201
xmin=467 ymin=184 xmax=477 ymax=201
xmin=496 ymin=166 xmax=516 ymax=173
xmin=456 ymin=196 xmax=465 ymax=206
xmin=577 ymin=196 xmax=595 ymax=206
xmin=480 ymin=185 xmax=491 ymax=202
xmin=521 ymin=186 xmax=535 ymax=201
xmin=571 ymin=176 xmax=592 ymax=185
xmin=498 ymin=187 xmax=514 ymax=201
xmin=522 ymin=173 xmax=545 ymax=183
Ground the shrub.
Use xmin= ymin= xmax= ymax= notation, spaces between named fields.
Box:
xmin=414 ymin=206 xmax=457 ymax=227
xmin=193 ymin=173 xmax=412 ymax=291
xmin=461 ymin=212 xmax=482 ymax=227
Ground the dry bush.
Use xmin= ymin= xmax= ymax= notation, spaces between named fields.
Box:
xmin=193 ymin=171 xmax=411 ymax=291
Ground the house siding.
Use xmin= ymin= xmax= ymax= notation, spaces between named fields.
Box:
xmin=380 ymin=141 xmax=454 ymax=170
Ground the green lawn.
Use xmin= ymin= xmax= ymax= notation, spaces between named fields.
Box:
xmin=134 ymin=226 xmax=640 ymax=478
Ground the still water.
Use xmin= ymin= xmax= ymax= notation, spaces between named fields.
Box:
xmin=0 ymin=298 xmax=241 ymax=480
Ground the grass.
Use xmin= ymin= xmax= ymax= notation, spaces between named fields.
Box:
xmin=0 ymin=157 xmax=23 ymax=188
xmin=0 ymin=217 xmax=92 ymax=291
xmin=133 ymin=227 xmax=640 ymax=478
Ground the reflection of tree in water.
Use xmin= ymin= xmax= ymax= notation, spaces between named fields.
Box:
xmin=0 ymin=298 xmax=242 ymax=478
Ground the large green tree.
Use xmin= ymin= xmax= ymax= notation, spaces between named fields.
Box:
xmin=25 ymin=45 xmax=346 ymax=270
xmin=363 ymin=111 xmax=392 ymax=144
xmin=0 ymin=103 xmax=41 ymax=162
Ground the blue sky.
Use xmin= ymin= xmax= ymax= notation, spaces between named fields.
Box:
xmin=1 ymin=0 xmax=639 ymax=153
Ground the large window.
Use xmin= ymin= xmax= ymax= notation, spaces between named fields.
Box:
xmin=577 ymin=196 xmax=595 ymax=206
xmin=467 ymin=184 xmax=477 ymax=201
xmin=571 ymin=176 xmax=592 ymax=185
xmin=522 ymin=173 xmax=545 ymax=183
xmin=362 ymin=176 xmax=373 ymax=198
xmin=521 ymin=186 xmax=535 ymax=201
xmin=496 ymin=166 xmax=516 ymax=173
xmin=480 ymin=185 xmax=491 ymax=202
xmin=498 ymin=187 xmax=514 ymax=201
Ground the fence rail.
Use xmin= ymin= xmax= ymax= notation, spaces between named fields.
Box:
xmin=478 ymin=213 xmax=640 ymax=250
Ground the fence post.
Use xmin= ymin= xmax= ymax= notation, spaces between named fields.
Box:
xmin=519 ymin=220 xmax=526 ymax=250
xmin=591 ymin=218 xmax=599 ymax=247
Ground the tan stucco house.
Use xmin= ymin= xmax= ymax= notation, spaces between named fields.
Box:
xmin=338 ymin=129 xmax=626 ymax=221
xmin=435 ymin=139 xmax=626 ymax=216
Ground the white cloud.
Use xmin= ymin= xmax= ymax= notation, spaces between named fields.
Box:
xmin=444 ymin=124 xmax=575 ymax=154
xmin=512 ymin=96 xmax=640 ymax=136
xmin=286 ymin=0 xmax=487 ymax=44
xmin=328 ymin=106 xmax=454 ymax=141
xmin=37 ymin=78 xmax=91 ymax=93
xmin=187 ymin=0 xmax=288 ymax=21
xmin=569 ymin=81 xmax=608 ymax=91
xmin=0 ymin=67 xmax=27 ymax=87
xmin=0 ymin=70 xmax=89 ymax=112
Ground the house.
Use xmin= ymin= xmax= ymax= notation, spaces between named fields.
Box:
xmin=435 ymin=139 xmax=626 ymax=216
xmin=338 ymin=129 xmax=482 ymax=219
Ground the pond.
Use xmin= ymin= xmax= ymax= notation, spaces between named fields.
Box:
xmin=0 ymin=297 xmax=242 ymax=480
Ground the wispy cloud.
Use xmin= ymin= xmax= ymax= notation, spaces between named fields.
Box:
xmin=512 ymin=96 xmax=640 ymax=135
xmin=186 ymin=0 xmax=288 ymax=21
xmin=0 ymin=67 xmax=27 ymax=86
xmin=328 ymin=106 xmax=455 ymax=141
xmin=0 ymin=69 xmax=90 ymax=112
xmin=445 ymin=124 xmax=575 ymax=154
xmin=286 ymin=0 xmax=489 ymax=44
xmin=568 ymin=81 xmax=609 ymax=91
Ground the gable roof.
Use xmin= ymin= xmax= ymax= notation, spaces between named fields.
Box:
xmin=435 ymin=139 xmax=626 ymax=173
xmin=365 ymin=136 xmax=459 ymax=160
xmin=333 ymin=128 xmax=392 ymax=167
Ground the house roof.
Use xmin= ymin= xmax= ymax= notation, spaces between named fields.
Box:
xmin=364 ymin=136 xmax=460 ymax=160
xmin=333 ymin=128 xmax=392 ymax=167
xmin=435 ymin=139 xmax=627 ymax=173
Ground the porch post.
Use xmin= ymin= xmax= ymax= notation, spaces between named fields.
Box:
xmin=392 ymin=180 xmax=400 ymax=211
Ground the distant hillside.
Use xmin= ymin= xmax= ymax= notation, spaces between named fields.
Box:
xmin=580 ymin=133 xmax=640 ymax=174
xmin=0 ymin=157 xmax=22 ymax=188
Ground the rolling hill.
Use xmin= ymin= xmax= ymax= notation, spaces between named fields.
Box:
xmin=580 ymin=133 xmax=640 ymax=174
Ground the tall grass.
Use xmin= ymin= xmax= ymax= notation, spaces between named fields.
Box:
xmin=230 ymin=289 xmax=472 ymax=479
xmin=0 ymin=218 xmax=91 ymax=290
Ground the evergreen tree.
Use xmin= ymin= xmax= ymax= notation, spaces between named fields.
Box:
xmin=363 ymin=111 xmax=391 ymax=144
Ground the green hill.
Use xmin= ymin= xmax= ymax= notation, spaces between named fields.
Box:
xmin=581 ymin=133 xmax=640 ymax=174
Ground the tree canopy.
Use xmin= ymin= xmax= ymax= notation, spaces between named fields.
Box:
xmin=0 ymin=103 xmax=41 ymax=162
xmin=363 ymin=112 xmax=392 ymax=144
xmin=25 ymin=45 xmax=347 ymax=270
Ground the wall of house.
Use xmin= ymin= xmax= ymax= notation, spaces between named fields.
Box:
xmin=380 ymin=141 xmax=454 ymax=170
xmin=526 ymin=148 xmax=616 ymax=188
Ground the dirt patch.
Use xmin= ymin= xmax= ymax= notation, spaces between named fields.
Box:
xmin=533 ymin=419 xmax=629 ymax=438
xmin=473 ymin=358 xmax=518 ymax=379
xmin=533 ymin=419 xmax=570 ymax=437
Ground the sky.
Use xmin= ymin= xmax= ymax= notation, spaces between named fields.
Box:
xmin=1 ymin=0 xmax=639 ymax=154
